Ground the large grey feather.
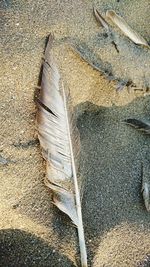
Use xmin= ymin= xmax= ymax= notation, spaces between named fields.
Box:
xmin=36 ymin=34 xmax=87 ymax=267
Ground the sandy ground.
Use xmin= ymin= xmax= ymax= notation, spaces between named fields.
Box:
xmin=0 ymin=0 xmax=150 ymax=266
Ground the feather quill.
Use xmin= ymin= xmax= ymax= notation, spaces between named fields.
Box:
xmin=36 ymin=34 xmax=87 ymax=267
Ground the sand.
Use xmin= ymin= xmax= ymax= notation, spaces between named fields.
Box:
xmin=0 ymin=0 xmax=150 ymax=266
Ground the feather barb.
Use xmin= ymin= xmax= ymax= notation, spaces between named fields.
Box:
xmin=36 ymin=34 xmax=87 ymax=267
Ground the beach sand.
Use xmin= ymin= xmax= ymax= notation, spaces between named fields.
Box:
xmin=0 ymin=0 xmax=150 ymax=266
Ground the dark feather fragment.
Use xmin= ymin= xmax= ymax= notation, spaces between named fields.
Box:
xmin=125 ymin=119 xmax=150 ymax=134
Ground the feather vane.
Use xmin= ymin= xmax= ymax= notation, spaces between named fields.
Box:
xmin=37 ymin=34 xmax=87 ymax=267
xmin=106 ymin=10 xmax=149 ymax=47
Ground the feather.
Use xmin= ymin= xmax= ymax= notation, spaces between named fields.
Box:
xmin=124 ymin=119 xmax=150 ymax=134
xmin=106 ymin=10 xmax=149 ymax=48
xmin=93 ymin=8 xmax=110 ymax=31
xmin=142 ymin=160 xmax=150 ymax=212
xmin=36 ymin=34 xmax=87 ymax=267
xmin=125 ymin=119 xmax=150 ymax=211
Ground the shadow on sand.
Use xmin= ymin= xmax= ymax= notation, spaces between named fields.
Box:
xmin=0 ymin=229 xmax=75 ymax=267
xmin=9 ymin=95 xmax=150 ymax=266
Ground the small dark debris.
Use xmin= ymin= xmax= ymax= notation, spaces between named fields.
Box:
xmin=12 ymin=203 xmax=20 ymax=209
xmin=111 ymin=41 xmax=119 ymax=53
xmin=102 ymin=33 xmax=108 ymax=38
xmin=13 ymin=139 xmax=39 ymax=149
